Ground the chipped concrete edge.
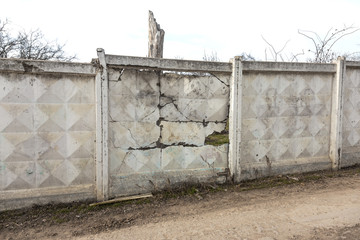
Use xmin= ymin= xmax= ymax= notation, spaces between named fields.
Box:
xmin=103 ymin=55 xmax=337 ymax=74
xmin=0 ymin=184 xmax=95 ymax=211
xmin=105 ymin=54 xmax=232 ymax=73
xmin=242 ymin=61 xmax=336 ymax=73
xmin=0 ymin=58 xmax=96 ymax=75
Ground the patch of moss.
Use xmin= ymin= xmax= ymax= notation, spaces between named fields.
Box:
xmin=205 ymin=119 xmax=229 ymax=146
xmin=205 ymin=133 xmax=229 ymax=146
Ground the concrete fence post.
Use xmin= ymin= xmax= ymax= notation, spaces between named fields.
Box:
xmin=95 ymin=48 xmax=109 ymax=201
xmin=228 ymin=56 xmax=243 ymax=182
xmin=329 ymin=57 xmax=346 ymax=170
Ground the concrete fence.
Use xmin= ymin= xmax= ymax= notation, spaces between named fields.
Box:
xmin=96 ymin=49 xmax=231 ymax=201
xmin=0 ymin=51 xmax=359 ymax=211
xmin=228 ymin=57 xmax=360 ymax=181
xmin=0 ymin=59 xmax=97 ymax=210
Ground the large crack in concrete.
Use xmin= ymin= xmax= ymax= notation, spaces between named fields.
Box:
xmin=211 ymin=73 xmax=229 ymax=87
xmin=159 ymin=95 xmax=191 ymax=121
xmin=139 ymin=108 xmax=157 ymax=122
xmin=111 ymin=70 xmax=229 ymax=152
xmin=200 ymin=155 xmax=215 ymax=171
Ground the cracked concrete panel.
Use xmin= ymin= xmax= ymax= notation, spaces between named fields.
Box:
xmin=212 ymin=73 xmax=231 ymax=85
xmin=109 ymin=148 xmax=161 ymax=175
xmin=136 ymin=96 xmax=159 ymax=122
xmin=109 ymin=94 xmax=161 ymax=123
xmin=199 ymin=144 xmax=228 ymax=169
xmin=208 ymin=144 xmax=229 ymax=168
xmin=174 ymin=98 xmax=228 ymax=122
xmin=208 ymin=74 xmax=230 ymax=99
xmin=160 ymin=121 xmax=226 ymax=146
xmin=109 ymin=69 xmax=160 ymax=123
xmin=160 ymin=73 xmax=230 ymax=122
xmin=161 ymin=122 xmax=206 ymax=146
xmin=108 ymin=68 xmax=123 ymax=81
xmin=109 ymin=68 xmax=159 ymax=97
xmin=206 ymin=98 xmax=229 ymax=121
xmin=205 ymin=122 xmax=227 ymax=135
xmin=109 ymin=168 xmax=227 ymax=198
xmin=108 ymin=80 xmax=137 ymax=122
xmin=136 ymin=71 xmax=159 ymax=98
xmin=177 ymin=98 xmax=207 ymax=121
xmin=160 ymin=102 xmax=188 ymax=122
xmin=161 ymin=146 xmax=201 ymax=170
xmin=108 ymin=68 xmax=159 ymax=96
xmin=160 ymin=74 xmax=231 ymax=99
xmin=108 ymin=76 xmax=137 ymax=97
xmin=109 ymin=148 xmax=128 ymax=175
xmin=182 ymin=76 xmax=208 ymax=99
xmin=109 ymin=122 xmax=160 ymax=150
xmin=160 ymin=73 xmax=181 ymax=98
xmin=161 ymin=145 xmax=228 ymax=170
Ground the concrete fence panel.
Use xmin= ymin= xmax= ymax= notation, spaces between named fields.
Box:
xmin=0 ymin=59 xmax=97 ymax=210
xmin=102 ymin=53 xmax=231 ymax=198
xmin=229 ymin=60 xmax=338 ymax=181
xmin=341 ymin=62 xmax=360 ymax=167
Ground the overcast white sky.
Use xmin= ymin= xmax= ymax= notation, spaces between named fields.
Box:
xmin=1 ymin=0 xmax=360 ymax=62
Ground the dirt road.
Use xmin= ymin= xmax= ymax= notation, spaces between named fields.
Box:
xmin=1 ymin=168 xmax=360 ymax=240
xmin=78 ymin=174 xmax=360 ymax=240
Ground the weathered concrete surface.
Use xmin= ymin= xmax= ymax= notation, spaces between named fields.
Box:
xmin=3 ymin=54 xmax=360 ymax=211
xmin=342 ymin=67 xmax=360 ymax=167
xmin=0 ymin=73 xmax=96 ymax=191
xmin=0 ymin=59 xmax=97 ymax=210
xmin=0 ymin=58 xmax=95 ymax=75
xmin=241 ymin=60 xmax=337 ymax=73
xmin=0 ymin=184 xmax=94 ymax=211
xmin=238 ymin=72 xmax=333 ymax=180
xmin=110 ymin=122 xmax=160 ymax=149
xmin=104 ymin=55 xmax=232 ymax=73
xmin=108 ymin=69 xmax=159 ymax=123
xmin=107 ymin=68 xmax=230 ymax=198
xmin=160 ymin=73 xmax=229 ymax=122
xmin=160 ymin=122 xmax=226 ymax=146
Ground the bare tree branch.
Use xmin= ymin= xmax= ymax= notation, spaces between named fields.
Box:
xmin=262 ymin=35 xmax=290 ymax=62
xmin=0 ymin=19 xmax=19 ymax=58
xmin=0 ymin=19 xmax=76 ymax=61
xmin=298 ymin=25 xmax=359 ymax=63
xmin=203 ymin=50 xmax=220 ymax=62
xmin=239 ymin=52 xmax=256 ymax=61
xmin=16 ymin=29 xmax=76 ymax=61
xmin=289 ymin=49 xmax=305 ymax=62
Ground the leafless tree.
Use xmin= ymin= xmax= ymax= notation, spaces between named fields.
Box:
xmin=239 ymin=52 xmax=256 ymax=61
xmin=0 ymin=19 xmax=76 ymax=61
xmin=298 ymin=25 xmax=359 ymax=63
xmin=203 ymin=50 xmax=220 ymax=62
xmin=261 ymin=35 xmax=296 ymax=62
xmin=341 ymin=51 xmax=360 ymax=61
xmin=0 ymin=19 xmax=19 ymax=58
xmin=16 ymin=29 xmax=76 ymax=61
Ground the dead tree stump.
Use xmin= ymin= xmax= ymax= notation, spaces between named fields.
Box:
xmin=148 ymin=10 xmax=165 ymax=58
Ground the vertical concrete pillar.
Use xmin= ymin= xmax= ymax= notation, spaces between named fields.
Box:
xmin=228 ymin=56 xmax=243 ymax=182
xmin=95 ymin=48 xmax=109 ymax=201
xmin=329 ymin=57 xmax=345 ymax=170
